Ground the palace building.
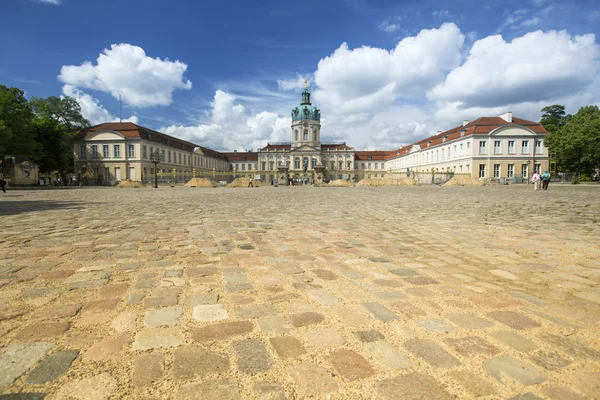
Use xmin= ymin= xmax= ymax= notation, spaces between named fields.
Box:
xmin=74 ymin=84 xmax=549 ymax=184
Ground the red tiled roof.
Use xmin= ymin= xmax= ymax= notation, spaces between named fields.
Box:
xmin=385 ymin=116 xmax=547 ymax=159
xmin=261 ymin=144 xmax=291 ymax=150
xmin=77 ymin=122 xmax=198 ymax=151
xmin=222 ymin=152 xmax=258 ymax=162
xmin=355 ymin=151 xmax=395 ymax=161
xmin=322 ymin=143 xmax=353 ymax=150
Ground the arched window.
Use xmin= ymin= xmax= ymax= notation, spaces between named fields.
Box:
xmin=330 ymin=161 xmax=335 ymax=170
xmin=261 ymin=161 xmax=266 ymax=170
xmin=304 ymin=130 xmax=308 ymax=140
xmin=294 ymin=157 xmax=300 ymax=169
xmin=295 ymin=130 xmax=299 ymax=141
xmin=347 ymin=161 xmax=351 ymax=169
xmin=313 ymin=131 xmax=316 ymax=141
xmin=338 ymin=161 xmax=343 ymax=170
xmin=303 ymin=157 xmax=309 ymax=170
xmin=269 ymin=161 xmax=274 ymax=170
xmin=312 ymin=157 xmax=317 ymax=168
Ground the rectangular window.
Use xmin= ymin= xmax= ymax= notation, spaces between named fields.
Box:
xmin=436 ymin=150 xmax=439 ymax=161
xmin=374 ymin=163 xmax=378 ymax=170
xmin=104 ymin=167 xmax=110 ymax=180
xmin=507 ymin=164 xmax=514 ymax=178
xmin=114 ymin=144 xmax=121 ymax=158
xmin=508 ymin=140 xmax=515 ymax=154
xmin=79 ymin=144 xmax=86 ymax=159
xmin=91 ymin=144 xmax=98 ymax=157
xmin=368 ymin=162 xmax=371 ymax=169
xmin=162 ymin=149 xmax=165 ymax=161
xmin=143 ymin=145 xmax=147 ymax=159
xmin=150 ymin=146 xmax=154 ymax=156
xmin=522 ymin=164 xmax=528 ymax=177
xmin=441 ymin=149 xmax=445 ymax=159
xmin=179 ymin=153 xmax=182 ymax=164
xmin=168 ymin=151 xmax=171 ymax=163
xmin=235 ymin=164 xmax=239 ymax=170
xmin=102 ymin=144 xmax=109 ymax=158
xmin=479 ymin=164 xmax=486 ymax=178
xmin=128 ymin=144 xmax=135 ymax=158
xmin=479 ymin=141 xmax=487 ymax=155
xmin=494 ymin=140 xmax=502 ymax=154
xmin=521 ymin=140 xmax=529 ymax=154
xmin=535 ymin=139 xmax=543 ymax=154
xmin=493 ymin=164 xmax=500 ymax=178
xmin=242 ymin=164 xmax=245 ymax=170
xmin=535 ymin=163 xmax=541 ymax=173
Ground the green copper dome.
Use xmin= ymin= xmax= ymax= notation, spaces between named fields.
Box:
xmin=291 ymin=88 xmax=320 ymax=121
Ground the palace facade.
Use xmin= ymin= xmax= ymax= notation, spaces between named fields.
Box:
xmin=74 ymin=85 xmax=549 ymax=183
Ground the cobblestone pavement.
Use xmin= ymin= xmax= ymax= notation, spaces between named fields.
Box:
xmin=1 ymin=185 xmax=599 ymax=400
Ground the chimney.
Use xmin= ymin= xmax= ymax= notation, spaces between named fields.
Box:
xmin=463 ymin=120 xmax=468 ymax=126
xmin=500 ymin=112 xmax=512 ymax=123
xmin=234 ymin=150 xmax=237 ymax=153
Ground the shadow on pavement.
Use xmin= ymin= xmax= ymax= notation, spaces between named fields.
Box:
xmin=0 ymin=199 xmax=87 ymax=216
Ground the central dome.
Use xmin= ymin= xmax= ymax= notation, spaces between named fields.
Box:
xmin=291 ymin=88 xmax=320 ymax=121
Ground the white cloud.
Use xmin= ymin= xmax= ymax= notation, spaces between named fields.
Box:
xmin=62 ymin=84 xmax=138 ymax=125
xmin=428 ymin=30 xmax=600 ymax=108
xmin=521 ymin=17 xmax=541 ymax=27
xmin=36 ymin=0 xmax=62 ymax=5
xmin=58 ymin=43 xmax=192 ymax=108
xmin=313 ymin=23 xmax=464 ymax=113
xmin=277 ymin=75 xmax=310 ymax=91
xmin=433 ymin=10 xmax=451 ymax=19
xmin=377 ymin=16 xmax=402 ymax=33
xmin=160 ymin=90 xmax=290 ymax=151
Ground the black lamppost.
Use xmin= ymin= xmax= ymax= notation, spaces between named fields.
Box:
xmin=150 ymin=150 xmax=162 ymax=188
xmin=527 ymin=160 xmax=531 ymax=185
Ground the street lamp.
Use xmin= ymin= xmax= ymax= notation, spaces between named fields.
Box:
xmin=527 ymin=160 xmax=531 ymax=185
xmin=150 ymin=150 xmax=162 ymax=188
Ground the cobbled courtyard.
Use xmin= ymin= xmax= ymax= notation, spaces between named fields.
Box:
xmin=0 ymin=184 xmax=599 ymax=400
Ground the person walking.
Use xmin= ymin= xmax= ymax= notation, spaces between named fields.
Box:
xmin=532 ymin=171 xmax=541 ymax=191
xmin=541 ymin=171 xmax=550 ymax=190
xmin=0 ymin=177 xmax=6 ymax=193
xmin=248 ymin=177 xmax=253 ymax=188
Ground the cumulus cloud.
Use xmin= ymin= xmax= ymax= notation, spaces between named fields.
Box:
xmin=313 ymin=23 xmax=464 ymax=112
xmin=377 ymin=16 xmax=402 ymax=33
xmin=428 ymin=30 xmax=600 ymax=108
xmin=62 ymin=84 xmax=138 ymax=125
xmin=36 ymin=0 xmax=62 ymax=5
xmin=58 ymin=43 xmax=192 ymax=107
xmin=160 ymin=90 xmax=290 ymax=151
xmin=277 ymin=75 xmax=310 ymax=91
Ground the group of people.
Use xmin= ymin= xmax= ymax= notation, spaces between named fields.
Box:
xmin=531 ymin=171 xmax=551 ymax=191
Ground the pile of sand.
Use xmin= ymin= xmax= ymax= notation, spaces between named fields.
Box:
xmin=228 ymin=177 xmax=261 ymax=188
xmin=327 ymin=179 xmax=354 ymax=187
xmin=443 ymin=175 xmax=486 ymax=186
xmin=356 ymin=177 xmax=418 ymax=186
xmin=117 ymin=180 xmax=145 ymax=188
xmin=184 ymin=178 xmax=216 ymax=187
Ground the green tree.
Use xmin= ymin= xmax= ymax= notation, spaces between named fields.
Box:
xmin=30 ymin=96 xmax=89 ymax=181
xmin=540 ymin=105 xmax=570 ymax=133
xmin=0 ymin=85 xmax=39 ymax=162
xmin=545 ymin=105 xmax=600 ymax=179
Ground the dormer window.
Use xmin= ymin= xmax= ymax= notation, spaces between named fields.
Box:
xmin=442 ymin=136 xmax=447 ymax=143
xmin=460 ymin=130 xmax=465 ymax=137
xmin=368 ymin=156 xmax=372 ymax=160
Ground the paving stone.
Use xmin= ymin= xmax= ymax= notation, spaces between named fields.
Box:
xmin=530 ymin=351 xmax=572 ymax=371
xmin=269 ymin=291 xmax=301 ymax=303
xmin=177 ymin=379 xmax=241 ymax=400
xmin=373 ymin=279 xmax=404 ymax=288
xmin=226 ymin=283 xmax=253 ymax=292
xmin=163 ymin=269 xmax=183 ymax=277
xmin=257 ymin=315 xmax=291 ymax=334
xmin=487 ymin=311 xmax=541 ymax=330
xmin=233 ymin=304 xmax=277 ymax=319
xmin=0 ymin=307 xmax=28 ymax=322
xmin=443 ymin=336 xmax=500 ymax=357
xmin=192 ymin=321 xmax=254 ymax=341
xmin=290 ymin=311 xmax=325 ymax=327
xmin=66 ymin=271 xmax=111 ymax=284
xmin=405 ymin=287 xmax=435 ymax=297
xmin=485 ymin=355 xmax=547 ymax=385
xmin=75 ymin=311 xmax=111 ymax=327
xmin=364 ymin=340 xmax=414 ymax=370
xmin=389 ymin=301 xmax=427 ymax=318
xmin=252 ymin=382 xmax=286 ymax=400
xmin=390 ymin=269 xmax=419 ymax=276
xmin=445 ymin=313 xmax=494 ymax=330
xmin=490 ymin=330 xmax=539 ymax=352
xmin=15 ymin=322 xmax=70 ymax=341
xmin=489 ymin=269 xmax=520 ymax=280
xmin=22 ymin=287 xmax=62 ymax=298
xmin=54 ymin=373 xmax=117 ymax=400
xmin=172 ymin=345 xmax=230 ymax=380
xmin=470 ymin=294 xmax=522 ymax=308
xmin=30 ymin=304 xmax=82 ymax=320
xmin=111 ymin=312 xmax=137 ymax=332
xmin=142 ymin=294 xmax=178 ymax=308
xmin=573 ymin=291 xmax=600 ymax=304
xmin=145 ymin=306 xmax=184 ymax=327
xmin=287 ymin=362 xmax=338 ymax=398
xmin=522 ymin=308 xmax=578 ymax=328
xmin=445 ymin=370 xmax=497 ymax=397
xmin=311 ymin=269 xmax=338 ymax=280
xmin=127 ymin=292 xmax=146 ymax=305
xmin=67 ymin=279 xmax=108 ymax=290
xmin=538 ymin=333 xmax=600 ymax=360
xmin=572 ymin=367 xmax=600 ymax=398
xmin=233 ymin=339 xmax=273 ymax=374
xmin=0 ymin=394 xmax=47 ymax=399
xmin=186 ymin=266 xmax=219 ymax=277
xmin=192 ymin=304 xmax=228 ymax=322
xmin=375 ymin=373 xmax=453 ymax=400
xmin=404 ymin=339 xmax=461 ymax=368
xmin=507 ymin=393 xmax=544 ymax=400
xmin=361 ymin=302 xmax=398 ymax=322
xmin=132 ymin=327 xmax=182 ymax=350
xmin=304 ymin=328 xmax=346 ymax=348
xmin=308 ymin=289 xmax=339 ymax=306
xmin=134 ymin=279 xmax=156 ymax=290
xmin=335 ymin=305 xmax=371 ymax=328
xmin=0 ymin=342 xmax=54 ymax=391
xmin=404 ymin=276 xmax=439 ymax=285
xmin=132 ymin=353 xmax=163 ymax=387
xmin=327 ymin=349 xmax=375 ymax=381
xmin=161 ymin=277 xmax=185 ymax=287
xmin=84 ymin=334 xmax=131 ymax=362
xmin=269 ymin=336 xmax=306 ymax=358
xmin=373 ymin=291 xmax=406 ymax=301
xmin=184 ymin=293 xmax=219 ymax=305
xmin=354 ymin=330 xmax=384 ymax=342
xmin=26 ymin=350 xmax=79 ymax=385
xmin=505 ymin=291 xmax=552 ymax=306
xmin=416 ymin=318 xmax=456 ymax=333
xmin=85 ymin=298 xmax=121 ymax=311
xmin=541 ymin=386 xmax=586 ymax=400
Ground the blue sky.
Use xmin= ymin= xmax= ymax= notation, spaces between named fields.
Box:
xmin=2 ymin=0 xmax=599 ymax=150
